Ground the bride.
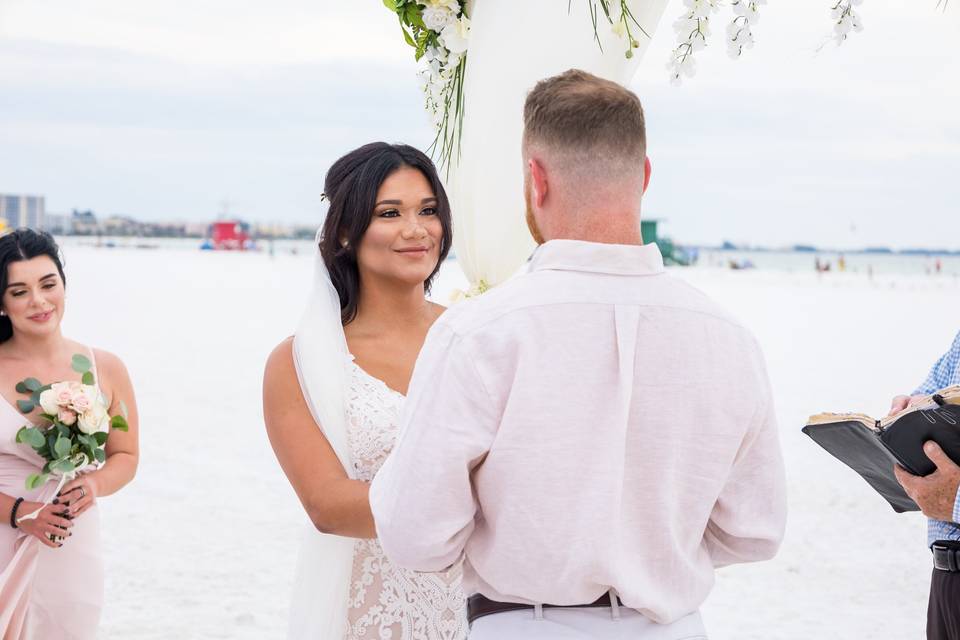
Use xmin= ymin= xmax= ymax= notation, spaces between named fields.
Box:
xmin=262 ymin=142 xmax=467 ymax=640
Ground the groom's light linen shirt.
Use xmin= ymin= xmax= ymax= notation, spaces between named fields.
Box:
xmin=370 ymin=239 xmax=787 ymax=624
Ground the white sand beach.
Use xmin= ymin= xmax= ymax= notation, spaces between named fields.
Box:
xmin=54 ymin=243 xmax=958 ymax=639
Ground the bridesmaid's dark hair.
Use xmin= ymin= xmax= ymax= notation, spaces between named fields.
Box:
xmin=320 ymin=142 xmax=453 ymax=325
xmin=0 ymin=229 xmax=67 ymax=343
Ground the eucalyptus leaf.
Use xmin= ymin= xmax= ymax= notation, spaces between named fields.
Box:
xmin=15 ymin=381 xmax=28 ymax=394
xmin=56 ymin=423 xmax=70 ymax=438
xmin=25 ymin=473 xmax=46 ymax=490
xmin=16 ymin=399 xmax=35 ymax=414
xmin=30 ymin=384 xmax=51 ymax=404
xmin=53 ymin=436 xmax=71 ymax=459
xmin=94 ymin=448 xmax=106 ymax=464
xmin=71 ymin=353 xmax=92 ymax=374
xmin=51 ymin=458 xmax=76 ymax=474
xmin=93 ymin=431 xmax=109 ymax=446
xmin=82 ymin=371 xmax=95 ymax=386
xmin=16 ymin=427 xmax=45 ymax=449
xmin=41 ymin=461 xmax=52 ymax=474
xmin=23 ymin=377 xmax=42 ymax=392
xmin=111 ymin=415 xmax=129 ymax=432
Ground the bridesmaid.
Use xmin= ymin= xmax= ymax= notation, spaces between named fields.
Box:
xmin=0 ymin=229 xmax=139 ymax=639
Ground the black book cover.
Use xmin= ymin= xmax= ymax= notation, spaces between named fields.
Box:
xmin=803 ymin=386 xmax=960 ymax=513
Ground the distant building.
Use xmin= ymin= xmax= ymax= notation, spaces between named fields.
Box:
xmin=0 ymin=194 xmax=45 ymax=230
xmin=101 ymin=215 xmax=141 ymax=236
xmin=43 ymin=213 xmax=71 ymax=235
xmin=70 ymin=209 xmax=99 ymax=235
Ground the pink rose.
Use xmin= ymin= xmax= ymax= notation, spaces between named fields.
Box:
xmin=72 ymin=393 xmax=91 ymax=412
xmin=58 ymin=409 xmax=77 ymax=426
xmin=55 ymin=386 xmax=73 ymax=406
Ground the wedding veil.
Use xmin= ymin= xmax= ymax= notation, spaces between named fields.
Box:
xmin=288 ymin=230 xmax=355 ymax=639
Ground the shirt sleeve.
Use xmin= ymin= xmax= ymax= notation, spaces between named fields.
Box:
xmin=914 ymin=330 xmax=960 ymax=395
xmin=951 ymin=484 xmax=960 ymax=526
xmin=369 ymin=318 xmax=500 ymax=572
xmin=704 ymin=353 xmax=787 ymax=568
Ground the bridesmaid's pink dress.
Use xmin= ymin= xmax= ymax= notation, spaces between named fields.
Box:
xmin=0 ymin=370 xmax=104 ymax=639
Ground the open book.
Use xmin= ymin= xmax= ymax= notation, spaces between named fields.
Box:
xmin=803 ymin=386 xmax=960 ymax=512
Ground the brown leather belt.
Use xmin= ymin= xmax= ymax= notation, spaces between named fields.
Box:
xmin=467 ymin=592 xmax=622 ymax=624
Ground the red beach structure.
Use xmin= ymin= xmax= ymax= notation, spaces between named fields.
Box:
xmin=206 ymin=220 xmax=252 ymax=251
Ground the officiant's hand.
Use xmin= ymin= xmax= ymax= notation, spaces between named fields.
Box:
xmin=888 ymin=394 xmax=927 ymax=416
xmin=894 ymin=442 xmax=960 ymax=522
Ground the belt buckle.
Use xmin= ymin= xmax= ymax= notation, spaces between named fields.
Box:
xmin=933 ymin=542 xmax=959 ymax=572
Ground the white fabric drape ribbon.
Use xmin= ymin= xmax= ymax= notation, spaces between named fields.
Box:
xmin=448 ymin=0 xmax=670 ymax=291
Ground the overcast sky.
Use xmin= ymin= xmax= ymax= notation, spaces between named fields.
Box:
xmin=0 ymin=0 xmax=957 ymax=248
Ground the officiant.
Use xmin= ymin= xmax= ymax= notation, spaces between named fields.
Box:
xmin=891 ymin=329 xmax=960 ymax=640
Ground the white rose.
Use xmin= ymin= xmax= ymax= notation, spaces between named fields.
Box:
xmin=78 ymin=404 xmax=108 ymax=435
xmin=438 ymin=16 xmax=470 ymax=55
xmin=422 ymin=6 xmax=456 ymax=32
xmin=39 ymin=388 xmax=60 ymax=415
xmin=419 ymin=0 xmax=460 ymax=11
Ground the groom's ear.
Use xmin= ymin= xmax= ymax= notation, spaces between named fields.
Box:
xmin=529 ymin=158 xmax=548 ymax=208
xmin=642 ymin=156 xmax=652 ymax=195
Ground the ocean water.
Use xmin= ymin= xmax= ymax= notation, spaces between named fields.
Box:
xmin=57 ymin=235 xmax=960 ymax=277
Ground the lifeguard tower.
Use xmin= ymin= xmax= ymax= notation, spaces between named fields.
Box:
xmin=642 ymin=219 xmax=690 ymax=266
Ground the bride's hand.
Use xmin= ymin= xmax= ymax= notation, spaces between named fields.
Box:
xmin=16 ymin=501 xmax=73 ymax=548
xmin=59 ymin=476 xmax=99 ymax=519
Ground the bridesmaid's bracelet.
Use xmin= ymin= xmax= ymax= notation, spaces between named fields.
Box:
xmin=10 ymin=497 xmax=24 ymax=529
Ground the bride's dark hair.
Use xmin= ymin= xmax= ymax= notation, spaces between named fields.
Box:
xmin=0 ymin=229 xmax=67 ymax=343
xmin=320 ymin=142 xmax=453 ymax=325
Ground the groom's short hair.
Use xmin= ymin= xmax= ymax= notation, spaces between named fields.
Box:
xmin=523 ymin=69 xmax=646 ymax=177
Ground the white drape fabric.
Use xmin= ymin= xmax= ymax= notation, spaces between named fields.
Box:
xmin=448 ymin=0 xmax=671 ymax=290
xmin=288 ymin=232 xmax=355 ymax=640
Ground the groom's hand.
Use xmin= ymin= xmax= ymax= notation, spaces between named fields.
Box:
xmin=895 ymin=442 xmax=960 ymax=522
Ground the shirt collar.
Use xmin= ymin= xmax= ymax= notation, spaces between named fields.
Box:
xmin=528 ymin=239 xmax=665 ymax=276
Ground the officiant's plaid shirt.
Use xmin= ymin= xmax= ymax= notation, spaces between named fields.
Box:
xmin=913 ymin=330 xmax=960 ymax=546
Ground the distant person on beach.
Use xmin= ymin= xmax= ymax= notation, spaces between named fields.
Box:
xmin=370 ymin=69 xmax=787 ymax=639
xmin=262 ymin=143 xmax=467 ymax=639
xmin=890 ymin=329 xmax=960 ymax=640
xmin=0 ymin=229 xmax=139 ymax=639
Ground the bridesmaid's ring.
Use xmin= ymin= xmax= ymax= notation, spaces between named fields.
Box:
xmin=78 ymin=487 xmax=86 ymax=499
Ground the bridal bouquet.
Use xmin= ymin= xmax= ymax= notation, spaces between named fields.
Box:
xmin=14 ymin=354 xmax=128 ymax=490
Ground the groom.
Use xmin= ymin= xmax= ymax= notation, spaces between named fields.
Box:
xmin=370 ymin=69 xmax=787 ymax=638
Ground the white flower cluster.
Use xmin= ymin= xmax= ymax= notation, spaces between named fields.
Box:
xmin=416 ymin=0 xmax=470 ymax=129
xmin=668 ymin=0 xmax=721 ymax=85
xmin=726 ymin=0 xmax=765 ymax=59
xmin=830 ymin=0 xmax=864 ymax=45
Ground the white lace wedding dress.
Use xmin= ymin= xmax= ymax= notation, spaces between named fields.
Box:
xmin=343 ymin=357 xmax=468 ymax=640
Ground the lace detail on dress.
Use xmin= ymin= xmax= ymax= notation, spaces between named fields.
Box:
xmin=344 ymin=359 xmax=467 ymax=640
